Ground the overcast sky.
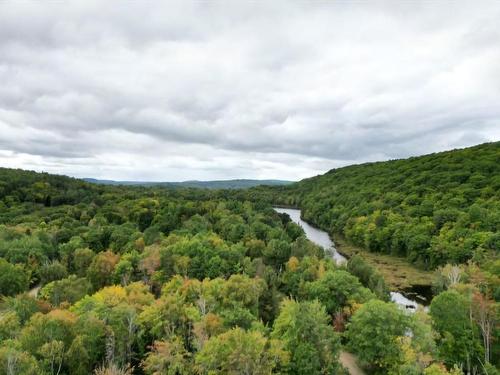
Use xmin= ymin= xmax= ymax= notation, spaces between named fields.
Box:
xmin=0 ymin=1 xmax=499 ymax=181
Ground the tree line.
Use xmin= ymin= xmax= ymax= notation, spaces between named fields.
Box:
xmin=250 ymin=143 xmax=499 ymax=292
xmin=0 ymin=156 xmax=498 ymax=374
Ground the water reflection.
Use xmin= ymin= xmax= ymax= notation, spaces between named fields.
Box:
xmin=274 ymin=207 xmax=424 ymax=311
xmin=274 ymin=207 xmax=346 ymax=264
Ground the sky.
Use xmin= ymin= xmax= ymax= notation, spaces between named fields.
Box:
xmin=0 ymin=1 xmax=499 ymax=182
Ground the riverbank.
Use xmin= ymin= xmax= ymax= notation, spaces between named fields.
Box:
xmin=333 ymin=235 xmax=435 ymax=291
xmin=275 ymin=206 xmax=435 ymax=292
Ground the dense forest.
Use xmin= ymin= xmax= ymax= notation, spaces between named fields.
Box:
xmin=0 ymin=143 xmax=499 ymax=375
xmin=258 ymin=142 xmax=500 ymax=270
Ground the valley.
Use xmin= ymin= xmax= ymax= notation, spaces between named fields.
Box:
xmin=0 ymin=142 xmax=498 ymax=374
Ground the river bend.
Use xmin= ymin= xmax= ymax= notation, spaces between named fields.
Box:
xmin=274 ymin=207 xmax=422 ymax=310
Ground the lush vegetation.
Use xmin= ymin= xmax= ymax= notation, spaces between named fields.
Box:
xmin=262 ymin=143 xmax=499 ymax=274
xmin=0 ymin=168 xmax=359 ymax=374
xmin=0 ymin=142 xmax=499 ymax=375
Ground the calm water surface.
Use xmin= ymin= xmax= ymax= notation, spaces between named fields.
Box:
xmin=275 ymin=207 xmax=346 ymax=264
xmin=275 ymin=207 xmax=423 ymax=310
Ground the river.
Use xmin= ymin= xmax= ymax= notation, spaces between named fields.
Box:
xmin=275 ymin=207 xmax=423 ymax=310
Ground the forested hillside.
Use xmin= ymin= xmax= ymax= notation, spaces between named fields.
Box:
xmin=265 ymin=142 xmax=500 ymax=271
xmin=0 ymin=159 xmax=498 ymax=374
xmin=84 ymin=178 xmax=293 ymax=189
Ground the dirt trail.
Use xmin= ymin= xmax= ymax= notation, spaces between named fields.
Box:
xmin=28 ymin=285 xmax=40 ymax=297
xmin=339 ymin=351 xmax=366 ymax=375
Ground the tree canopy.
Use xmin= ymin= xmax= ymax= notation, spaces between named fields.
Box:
xmin=0 ymin=143 xmax=499 ymax=374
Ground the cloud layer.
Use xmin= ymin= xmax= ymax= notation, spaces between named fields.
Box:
xmin=1 ymin=1 xmax=499 ymax=181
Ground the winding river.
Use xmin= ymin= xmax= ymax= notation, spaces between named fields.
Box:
xmin=274 ymin=207 xmax=423 ymax=310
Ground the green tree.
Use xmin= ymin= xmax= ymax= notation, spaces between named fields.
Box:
xmin=114 ymin=259 xmax=134 ymax=286
xmin=19 ymin=309 xmax=76 ymax=358
xmin=0 ymin=311 xmax=20 ymax=341
xmin=142 ymin=337 xmax=192 ymax=375
xmin=0 ymin=345 xmax=40 ymax=375
xmin=72 ymin=248 xmax=95 ymax=277
xmin=87 ymin=251 xmax=120 ymax=290
xmin=39 ymin=260 xmax=68 ymax=285
xmin=346 ymin=255 xmax=389 ymax=300
xmin=66 ymin=335 xmax=91 ymax=375
xmin=429 ymin=290 xmax=482 ymax=370
xmin=39 ymin=340 xmax=65 ymax=375
xmin=302 ymin=270 xmax=375 ymax=314
xmin=263 ymin=239 xmax=291 ymax=270
xmin=272 ymin=299 xmax=342 ymax=375
xmin=346 ymin=300 xmax=409 ymax=373
xmin=2 ymin=294 xmax=40 ymax=324
xmin=195 ymin=327 xmax=289 ymax=374
xmin=424 ymin=363 xmax=463 ymax=375
xmin=40 ymin=275 xmax=91 ymax=306
xmin=0 ymin=259 xmax=29 ymax=297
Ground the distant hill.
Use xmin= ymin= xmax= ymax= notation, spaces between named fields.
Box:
xmin=83 ymin=178 xmax=294 ymax=189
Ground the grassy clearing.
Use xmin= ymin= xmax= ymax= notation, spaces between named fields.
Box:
xmin=333 ymin=235 xmax=435 ymax=290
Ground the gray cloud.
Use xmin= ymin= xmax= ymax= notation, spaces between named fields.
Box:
xmin=0 ymin=1 xmax=499 ymax=181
